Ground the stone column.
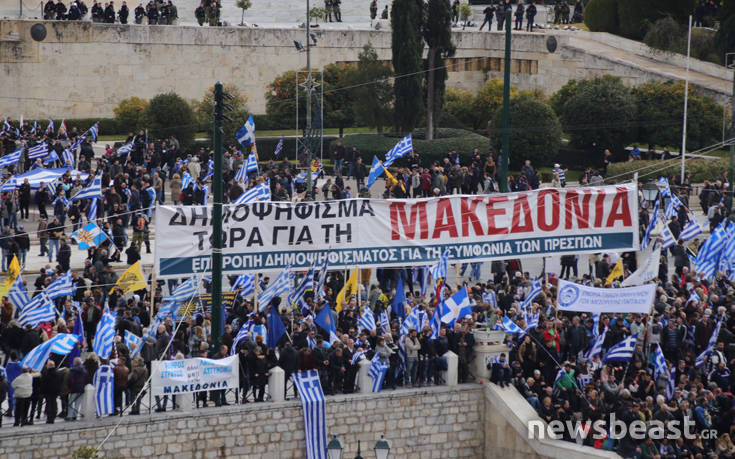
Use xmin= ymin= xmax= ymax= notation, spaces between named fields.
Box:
xmin=443 ymin=351 xmax=458 ymax=387
xmin=81 ymin=384 xmax=96 ymax=420
xmin=471 ymin=328 xmax=508 ymax=381
xmin=358 ymin=359 xmax=372 ymax=394
xmin=269 ymin=366 xmax=285 ymax=402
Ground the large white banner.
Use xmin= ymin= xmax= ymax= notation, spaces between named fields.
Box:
xmin=556 ymin=279 xmax=655 ymax=314
xmin=151 ymin=355 xmax=239 ymax=396
xmin=154 ymin=184 xmax=638 ymax=277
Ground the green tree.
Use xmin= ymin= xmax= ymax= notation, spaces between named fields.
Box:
xmin=443 ymin=88 xmax=477 ymax=129
xmin=391 ymin=0 xmax=425 ymax=134
xmin=113 ymin=96 xmax=148 ymax=134
xmin=716 ymin=15 xmax=735 ymax=66
xmin=236 ymin=0 xmax=251 ymax=25
xmin=143 ymin=92 xmax=195 ymax=149
xmin=192 ymin=83 xmax=248 ymax=126
xmin=265 ymin=70 xmax=306 ymax=130
xmin=347 ymin=45 xmax=394 ymax=134
xmin=423 ymin=0 xmax=455 ymax=140
xmin=583 ymin=0 xmax=619 ymax=34
xmin=490 ymin=94 xmax=562 ymax=169
xmin=322 ymin=64 xmax=356 ymax=137
xmin=632 ymin=80 xmax=724 ymax=150
xmin=561 ymin=76 xmax=636 ymax=155
xmin=473 ymin=78 xmax=518 ymax=131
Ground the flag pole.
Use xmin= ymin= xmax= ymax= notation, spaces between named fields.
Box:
xmin=150 ymin=271 xmax=156 ymax=327
xmin=253 ymin=273 xmax=259 ymax=313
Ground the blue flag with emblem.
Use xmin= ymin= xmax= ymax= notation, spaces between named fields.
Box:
xmin=366 ymin=156 xmax=385 ymax=189
xmin=70 ymin=222 xmax=108 ymax=249
xmin=236 ymin=114 xmax=256 ymax=146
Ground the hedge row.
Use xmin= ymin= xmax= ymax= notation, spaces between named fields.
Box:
xmin=607 ymin=157 xmax=727 ymax=183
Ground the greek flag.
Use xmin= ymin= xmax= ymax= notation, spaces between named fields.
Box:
xmin=232 ymin=274 xmax=255 ymax=297
xmin=351 ymin=349 xmax=367 ymax=365
xmin=307 ymin=336 xmax=316 ymax=349
xmin=28 ymin=142 xmax=49 ymax=159
xmin=20 ymin=333 xmax=74 ymax=371
xmin=376 ymin=309 xmax=388 ymax=334
xmin=660 ymin=221 xmax=676 ymax=249
xmin=592 ymin=313 xmax=600 ymax=339
xmin=695 ymin=220 xmax=728 ymax=278
xmin=641 ymin=198 xmax=660 ymax=250
xmin=686 ymin=290 xmax=700 ymax=305
xmin=440 ymin=287 xmax=472 ymax=327
xmin=314 ymin=256 xmax=329 ymax=301
xmin=18 ymin=292 xmax=57 ymax=327
xmin=93 ymin=365 xmax=115 ymax=417
xmin=251 ymin=324 xmax=267 ymax=342
xmin=236 ymin=114 xmax=256 ymax=147
xmin=71 ymin=174 xmax=102 ymax=201
xmin=168 ymin=277 xmax=199 ymax=302
xmin=497 ymin=316 xmax=524 ymax=335
xmin=666 ymin=366 xmax=676 ymax=400
xmin=657 ymin=177 xmax=671 ymax=196
xmin=695 ymin=316 xmax=722 ymax=368
xmin=117 ymin=142 xmax=134 ymax=156
xmin=46 ymin=270 xmax=74 ymax=299
xmin=43 ymin=149 xmax=60 ymax=164
xmin=366 ymin=156 xmax=385 ymax=189
xmin=181 ymin=171 xmax=194 ymax=190
xmin=430 ymin=249 xmax=450 ymax=280
xmin=49 ymin=333 xmax=81 ymax=355
xmin=653 ymin=344 xmax=667 ymax=380
xmin=292 ymin=371 xmax=327 ymax=459
xmin=9 ymin=274 xmax=30 ymax=311
xmin=231 ymin=320 xmax=253 ymax=355
xmin=233 ymin=160 xmax=248 ymax=183
xmin=204 ymin=158 xmax=214 ymax=180
xmin=273 ymin=136 xmax=284 ymax=157
xmin=483 ymin=290 xmax=497 ymax=309
xmin=520 ymin=278 xmax=543 ymax=310
xmin=234 ymin=179 xmax=270 ymax=204
xmin=680 ymin=216 xmax=703 ymax=241
xmin=524 ymin=310 xmax=539 ymax=331
xmin=173 ymin=158 xmax=188 ymax=173
xmin=664 ymin=193 xmax=683 ymax=218
xmin=87 ymin=197 xmax=98 ymax=221
xmin=124 ymin=330 xmax=143 ymax=358
xmin=289 ymin=264 xmax=314 ymax=311
xmin=586 ymin=326 xmax=607 ymax=359
xmin=602 ymin=334 xmax=637 ymax=363
xmin=88 ymin=122 xmax=99 ymax=142
xmin=92 ymin=309 xmax=116 ymax=360
xmin=0 ymin=148 xmax=22 ymax=168
xmin=245 ymin=150 xmax=258 ymax=174
xmin=257 ymin=267 xmax=291 ymax=312
xmin=400 ymin=307 xmax=418 ymax=336
xmin=46 ymin=119 xmax=54 ymax=134
xmin=368 ymin=354 xmax=389 ymax=392
xmin=382 ymin=134 xmax=413 ymax=168
xmin=62 ymin=148 xmax=75 ymax=167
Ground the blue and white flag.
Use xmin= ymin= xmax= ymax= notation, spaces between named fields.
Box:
xmin=0 ymin=148 xmax=22 ymax=168
xmin=116 ymin=142 xmax=134 ymax=156
xmin=378 ymin=309 xmax=390 ymax=335
xmin=93 ymin=365 xmax=115 ymax=417
xmin=18 ymin=292 xmax=57 ymax=327
xmin=46 ymin=119 xmax=54 ymax=134
xmin=497 ymin=316 xmax=524 ymax=335
xmin=62 ymin=148 xmax=74 ymax=167
xmin=9 ymin=274 xmax=30 ymax=312
xmin=368 ymin=353 xmax=389 ymax=392
xmin=366 ymin=156 xmax=385 ymax=189
xmin=231 ymin=320 xmax=253 ymax=355
xmin=641 ymin=198 xmax=660 ymax=250
xmin=520 ymin=278 xmax=543 ymax=310
xmin=20 ymin=334 xmax=74 ymax=371
xmin=666 ymin=366 xmax=676 ymax=401
xmin=695 ymin=221 xmax=728 ymax=278
xmin=314 ymin=256 xmax=329 ymax=301
xmin=653 ymin=344 xmax=667 ymax=380
xmin=232 ymin=273 xmax=256 ymax=298
xmin=291 ymin=370 xmax=327 ymax=459
xmin=46 ymin=270 xmax=74 ymax=299
xmin=71 ymin=174 xmax=102 ymax=201
xmin=233 ymin=179 xmax=270 ymax=204
xmin=204 ymin=158 xmax=214 ymax=181
xmin=70 ymin=222 xmax=108 ymax=249
xmin=181 ymin=171 xmax=195 ymax=190
xmin=440 ymin=287 xmax=472 ymax=327
xmin=586 ymin=325 xmax=607 ymax=360
xmin=358 ymin=305 xmax=377 ymax=332
xmin=273 ymin=136 xmax=284 ymax=157
xmin=257 ymin=267 xmax=291 ymax=312
xmin=314 ymin=304 xmax=340 ymax=345
xmin=289 ymin=264 xmax=314 ymax=312
xmin=660 ymin=221 xmax=676 ymax=249
xmin=28 ymin=142 xmax=49 ymax=159
xmin=245 ymin=150 xmax=258 ymax=174
xmin=233 ymin=161 xmax=248 ymax=183
xmin=664 ymin=193 xmax=683 ymax=219
xmin=382 ymin=134 xmax=413 ymax=168
xmin=92 ymin=309 xmax=116 ymax=360
xmin=49 ymin=333 xmax=81 ymax=356
xmin=124 ymin=330 xmax=143 ymax=358
xmin=251 ymin=323 xmax=267 ymax=342
xmin=351 ymin=349 xmax=367 ymax=365
xmin=602 ymin=334 xmax=637 ymax=363
xmin=88 ymin=197 xmax=98 ymax=221
xmin=592 ymin=313 xmax=600 ymax=339
xmin=483 ymin=290 xmax=497 ymax=309
xmin=236 ymin=114 xmax=256 ymax=147
xmin=88 ymin=122 xmax=99 ymax=142
xmin=168 ymin=277 xmax=199 ymax=302
xmin=680 ymin=217 xmax=703 ymax=241
xmin=429 ymin=249 xmax=450 ymax=280
xmin=695 ymin=316 xmax=722 ymax=368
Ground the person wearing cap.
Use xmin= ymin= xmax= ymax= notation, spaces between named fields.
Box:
xmin=552 ymin=163 xmax=567 ymax=187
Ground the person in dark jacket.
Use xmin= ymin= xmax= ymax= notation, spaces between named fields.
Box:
xmin=104 ymin=1 xmax=116 ymax=22
xmin=40 ymin=360 xmax=61 ymax=423
xmin=526 ymin=1 xmax=536 ymax=31
xmin=134 ymin=2 xmax=145 ymax=22
xmin=67 ymin=358 xmax=87 ymax=421
xmin=127 ymin=356 xmax=147 ymax=415
xmin=118 ymin=0 xmax=129 ymax=22
xmin=278 ymin=342 xmax=299 ymax=399
xmin=58 ymin=238 xmax=71 ymax=272
xmin=251 ymin=348 xmax=269 ymax=402
xmin=514 ymin=2 xmax=524 ymax=30
xmin=44 ymin=0 xmax=57 ymax=19
xmin=55 ymin=0 xmax=68 ymax=19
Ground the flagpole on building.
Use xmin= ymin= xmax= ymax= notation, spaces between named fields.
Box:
xmin=304 ymin=0 xmax=314 ymax=201
xmin=211 ymin=82 xmax=225 ymax=353
xmin=680 ymin=15 xmax=692 ymax=184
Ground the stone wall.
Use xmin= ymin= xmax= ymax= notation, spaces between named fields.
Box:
xmin=0 ymin=385 xmax=485 ymax=459
xmin=0 ymin=20 xmax=730 ymax=119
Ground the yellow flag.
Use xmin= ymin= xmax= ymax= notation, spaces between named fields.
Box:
xmin=0 ymin=256 xmax=21 ymax=298
xmin=383 ymin=167 xmax=406 ymax=193
xmin=110 ymin=261 xmax=147 ymax=294
xmin=335 ymin=268 xmax=358 ymax=313
xmin=605 ymin=259 xmax=623 ymax=286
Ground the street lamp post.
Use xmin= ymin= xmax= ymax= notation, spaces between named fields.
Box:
xmin=374 ymin=435 xmax=391 ymax=459
xmin=327 ymin=435 xmax=344 ymax=459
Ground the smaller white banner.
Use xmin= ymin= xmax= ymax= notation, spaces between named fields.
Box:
xmin=556 ymin=279 xmax=655 ymax=314
xmin=621 ymin=244 xmax=661 ymax=287
xmin=151 ymin=355 xmax=239 ymax=396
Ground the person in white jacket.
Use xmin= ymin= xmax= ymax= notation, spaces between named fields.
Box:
xmin=12 ymin=367 xmax=33 ymax=427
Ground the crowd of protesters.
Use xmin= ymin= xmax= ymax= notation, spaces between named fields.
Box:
xmin=41 ymin=0 xmax=180 ymax=25
xmin=0 ymin=117 xmax=733 ymax=459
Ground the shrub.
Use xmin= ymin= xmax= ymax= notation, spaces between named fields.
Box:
xmin=489 ymin=94 xmax=562 ymax=169
xmin=584 ymin=0 xmax=619 ymax=34
xmin=444 ymin=88 xmax=479 ymax=130
xmin=192 ymin=83 xmax=248 ymax=126
xmin=607 ymin=157 xmax=727 ymax=183
xmin=617 ymin=0 xmax=657 ymax=40
xmin=473 ymin=78 xmax=518 ymax=132
xmin=143 ymin=92 xmax=196 ymax=149
xmin=561 ymin=75 xmax=636 ymax=156
xmin=643 ymin=16 xmax=684 ymax=54
xmin=113 ymin=97 xmax=148 ymax=135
